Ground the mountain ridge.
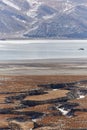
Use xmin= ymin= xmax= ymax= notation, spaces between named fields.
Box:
xmin=0 ymin=0 xmax=87 ymax=39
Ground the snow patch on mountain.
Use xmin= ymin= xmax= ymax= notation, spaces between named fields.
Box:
xmin=27 ymin=0 xmax=42 ymax=17
xmin=2 ymin=0 xmax=20 ymax=10
xmin=62 ymin=0 xmax=74 ymax=13
xmin=43 ymin=13 xmax=56 ymax=20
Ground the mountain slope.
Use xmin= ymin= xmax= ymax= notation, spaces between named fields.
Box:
xmin=0 ymin=0 xmax=87 ymax=39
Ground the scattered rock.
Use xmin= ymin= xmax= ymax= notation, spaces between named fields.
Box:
xmin=78 ymin=48 xmax=84 ymax=50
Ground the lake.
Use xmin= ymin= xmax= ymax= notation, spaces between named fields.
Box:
xmin=0 ymin=40 xmax=87 ymax=60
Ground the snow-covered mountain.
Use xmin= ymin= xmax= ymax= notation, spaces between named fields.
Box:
xmin=0 ymin=0 xmax=87 ymax=39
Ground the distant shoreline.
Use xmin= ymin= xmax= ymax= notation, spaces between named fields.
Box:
xmin=0 ymin=57 xmax=87 ymax=63
xmin=0 ymin=58 xmax=87 ymax=75
xmin=0 ymin=39 xmax=87 ymax=44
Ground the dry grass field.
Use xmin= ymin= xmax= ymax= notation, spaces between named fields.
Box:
xmin=0 ymin=75 xmax=87 ymax=129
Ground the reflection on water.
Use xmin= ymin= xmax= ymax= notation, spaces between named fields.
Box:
xmin=0 ymin=41 xmax=87 ymax=60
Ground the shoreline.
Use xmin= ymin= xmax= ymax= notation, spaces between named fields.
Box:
xmin=0 ymin=57 xmax=87 ymax=63
xmin=0 ymin=39 xmax=87 ymax=43
xmin=0 ymin=58 xmax=86 ymax=75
